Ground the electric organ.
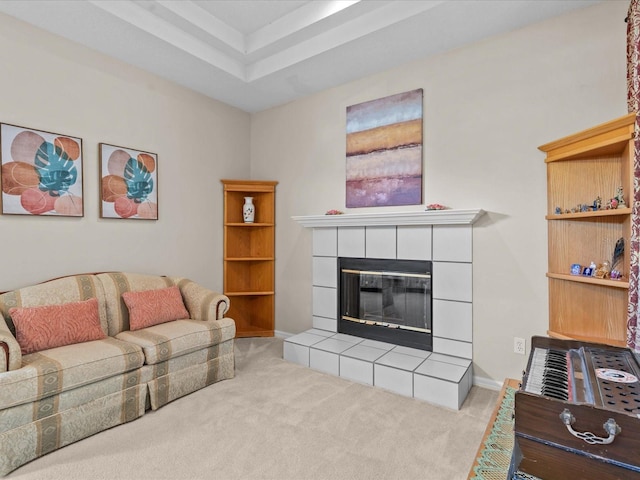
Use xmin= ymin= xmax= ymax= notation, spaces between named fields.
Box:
xmin=510 ymin=336 xmax=640 ymax=479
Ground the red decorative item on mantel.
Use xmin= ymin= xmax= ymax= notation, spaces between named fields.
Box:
xmin=325 ymin=209 xmax=344 ymax=215
xmin=425 ymin=204 xmax=448 ymax=210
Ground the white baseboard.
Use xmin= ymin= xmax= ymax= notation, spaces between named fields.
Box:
xmin=473 ymin=375 xmax=505 ymax=391
xmin=274 ymin=330 xmax=293 ymax=339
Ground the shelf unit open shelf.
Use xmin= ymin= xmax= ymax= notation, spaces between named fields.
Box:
xmin=539 ymin=112 xmax=635 ymax=347
xmin=221 ymin=179 xmax=278 ymax=338
xmin=546 ymin=272 xmax=629 ymax=289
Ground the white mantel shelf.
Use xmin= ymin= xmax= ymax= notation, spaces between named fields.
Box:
xmin=292 ymin=209 xmax=485 ymax=228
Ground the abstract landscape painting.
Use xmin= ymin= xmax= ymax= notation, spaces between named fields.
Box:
xmin=346 ymin=89 xmax=423 ymax=207
xmin=1 ymin=123 xmax=83 ymax=216
xmin=99 ymin=143 xmax=158 ymax=220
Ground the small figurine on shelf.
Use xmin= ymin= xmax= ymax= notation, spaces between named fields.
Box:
xmin=580 ymin=204 xmax=589 ymax=212
xmin=615 ymin=186 xmax=627 ymax=208
xmin=555 ymin=206 xmax=562 ymax=214
xmin=593 ymin=196 xmax=602 ymax=211
xmin=583 ymin=261 xmax=596 ymax=277
xmin=608 ymin=198 xmax=619 ymax=210
xmin=570 ymin=264 xmax=582 ymax=275
xmin=594 ymin=261 xmax=610 ymax=279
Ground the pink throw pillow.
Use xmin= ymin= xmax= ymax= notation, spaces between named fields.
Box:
xmin=122 ymin=285 xmax=190 ymax=331
xmin=10 ymin=297 xmax=106 ymax=355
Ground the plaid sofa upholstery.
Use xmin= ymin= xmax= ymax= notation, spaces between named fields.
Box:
xmin=0 ymin=272 xmax=235 ymax=476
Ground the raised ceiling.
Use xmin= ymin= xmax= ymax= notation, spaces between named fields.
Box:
xmin=0 ymin=0 xmax=602 ymax=112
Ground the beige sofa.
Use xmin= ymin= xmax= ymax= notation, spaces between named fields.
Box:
xmin=0 ymin=272 xmax=235 ymax=476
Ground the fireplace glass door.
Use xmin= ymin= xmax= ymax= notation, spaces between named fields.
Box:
xmin=338 ymin=258 xmax=432 ymax=350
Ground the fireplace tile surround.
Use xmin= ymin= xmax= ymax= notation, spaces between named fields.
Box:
xmin=286 ymin=209 xmax=484 ymax=410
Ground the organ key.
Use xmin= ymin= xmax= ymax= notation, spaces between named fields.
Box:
xmin=524 ymin=347 xmax=571 ymax=400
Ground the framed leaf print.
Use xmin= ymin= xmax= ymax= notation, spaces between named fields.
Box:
xmin=0 ymin=123 xmax=84 ymax=216
xmin=99 ymin=143 xmax=158 ymax=220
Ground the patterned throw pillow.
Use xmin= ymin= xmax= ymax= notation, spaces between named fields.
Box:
xmin=122 ymin=285 xmax=190 ymax=331
xmin=10 ymin=297 xmax=106 ymax=355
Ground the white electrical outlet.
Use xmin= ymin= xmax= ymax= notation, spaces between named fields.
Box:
xmin=514 ymin=337 xmax=526 ymax=355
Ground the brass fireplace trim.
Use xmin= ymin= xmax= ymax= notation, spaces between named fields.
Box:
xmin=342 ymin=315 xmax=431 ymax=334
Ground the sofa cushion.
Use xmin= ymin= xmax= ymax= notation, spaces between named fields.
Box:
xmin=96 ymin=272 xmax=179 ymax=336
xmin=10 ymin=298 xmax=106 ymax=355
xmin=122 ymin=285 xmax=189 ymax=331
xmin=115 ymin=317 xmax=236 ymax=365
xmin=0 ymin=274 xmax=109 ymax=338
xmin=0 ymin=337 xmax=144 ymax=410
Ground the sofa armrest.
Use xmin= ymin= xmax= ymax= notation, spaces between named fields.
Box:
xmin=174 ymin=279 xmax=230 ymax=321
xmin=0 ymin=329 xmax=21 ymax=373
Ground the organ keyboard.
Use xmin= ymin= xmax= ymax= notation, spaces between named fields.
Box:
xmin=510 ymin=336 xmax=640 ymax=480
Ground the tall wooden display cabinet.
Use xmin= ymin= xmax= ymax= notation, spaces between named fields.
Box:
xmin=221 ymin=179 xmax=278 ymax=337
xmin=539 ymin=112 xmax=635 ymax=347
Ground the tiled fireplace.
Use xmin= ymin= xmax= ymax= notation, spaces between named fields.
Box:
xmin=286 ymin=209 xmax=484 ymax=410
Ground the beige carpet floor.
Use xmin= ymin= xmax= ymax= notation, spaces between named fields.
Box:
xmin=8 ymin=337 xmax=499 ymax=480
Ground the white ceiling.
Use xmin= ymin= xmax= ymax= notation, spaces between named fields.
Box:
xmin=0 ymin=0 xmax=603 ymax=113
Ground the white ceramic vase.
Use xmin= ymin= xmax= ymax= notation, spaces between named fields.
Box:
xmin=242 ymin=197 xmax=255 ymax=223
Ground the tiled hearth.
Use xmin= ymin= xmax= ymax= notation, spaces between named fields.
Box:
xmin=285 ymin=329 xmax=473 ymax=409
xmin=287 ymin=209 xmax=484 ymax=410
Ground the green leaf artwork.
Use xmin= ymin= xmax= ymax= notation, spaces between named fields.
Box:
xmin=34 ymin=141 xmax=77 ymax=196
xmin=124 ymin=157 xmax=153 ymax=203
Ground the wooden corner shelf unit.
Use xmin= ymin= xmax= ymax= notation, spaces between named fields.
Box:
xmin=221 ymin=179 xmax=278 ymax=338
xmin=539 ymin=112 xmax=635 ymax=348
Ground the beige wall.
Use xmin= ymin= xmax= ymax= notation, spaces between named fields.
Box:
xmin=0 ymin=13 xmax=251 ymax=293
xmin=0 ymin=2 xmax=629 ymax=385
xmin=251 ymin=1 xmax=628 ymax=385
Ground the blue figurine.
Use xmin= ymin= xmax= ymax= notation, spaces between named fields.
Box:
xmin=593 ymin=196 xmax=602 ymax=211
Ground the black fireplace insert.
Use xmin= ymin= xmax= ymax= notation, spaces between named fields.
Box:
xmin=338 ymin=257 xmax=432 ymax=351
